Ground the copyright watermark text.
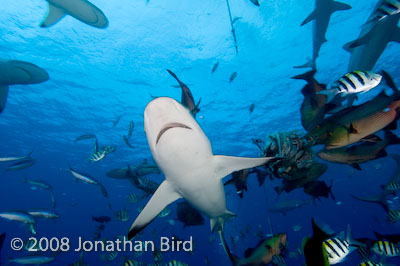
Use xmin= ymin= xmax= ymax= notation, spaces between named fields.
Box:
xmin=10 ymin=236 xmax=193 ymax=253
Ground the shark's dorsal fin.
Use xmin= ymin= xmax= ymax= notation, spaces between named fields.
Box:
xmin=40 ymin=3 xmax=66 ymax=28
xmin=128 ymin=180 xmax=181 ymax=239
xmin=213 ymin=155 xmax=272 ymax=179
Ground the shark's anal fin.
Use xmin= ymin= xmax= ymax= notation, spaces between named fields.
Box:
xmin=213 ymin=155 xmax=273 ymax=179
xmin=40 ymin=3 xmax=66 ymax=28
xmin=128 ymin=180 xmax=181 ymax=239
xmin=0 ymin=85 xmax=9 ymax=113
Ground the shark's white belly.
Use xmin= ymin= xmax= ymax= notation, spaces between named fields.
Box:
xmin=154 ymin=127 xmax=227 ymax=218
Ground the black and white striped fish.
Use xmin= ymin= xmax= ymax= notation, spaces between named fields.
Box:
xmin=383 ymin=181 xmax=400 ymax=192
xmin=126 ymin=194 xmax=139 ymax=203
xmin=271 ymin=254 xmax=287 ymax=266
xmin=368 ymin=0 xmax=400 ymax=24
xmin=359 ymin=261 xmax=384 ymax=266
xmin=386 ymin=209 xmax=400 ymax=223
xmin=115 ymin=209 xmax=130 ymax=222
xmin=372 ymin=240 xmax=400 ymax=256
xmin=356 ymin=244 xmax=372 ymax=261
xmin=89 ymin=150 xmax=106 ymax=162
xmin=153 ymin=249 xmax=162 ymax=262
xmin=101 ymin=145 xmax=116 ymax=155
xmin=318 ymin=71 xmax=382 ymax=103
xmin=166 ymin=260 xmax=188 ymax=266
xmin=124 ymin=260 xmax=145 ymax=266
xmin=322 ymin=225 xmax=357 ymax=264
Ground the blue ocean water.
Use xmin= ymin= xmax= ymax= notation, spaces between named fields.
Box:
xmin=1 ymin=0 xmax=400 ymax=265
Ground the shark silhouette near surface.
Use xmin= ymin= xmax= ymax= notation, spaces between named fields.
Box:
xmin=344 ymin=0 xmax=400 ymax=72
xmin=40 ymin=0 xmax=108 ymax=28
xmin=0 ymin=60 xmax=49 ymax=114
xmin=295 ymin=0 xmax=351 ymax=69
xmin=127 ymin=97 xmax=273 ymax=244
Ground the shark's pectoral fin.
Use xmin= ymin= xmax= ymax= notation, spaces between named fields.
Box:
xmin=0 ymin=85 xmax=9 ymax=113
xmin=40 ymin=3 xmax=66 ymax=28
xmin=344 ymin=31 xmax=373 ymax=51
xmin=332 ymin=1 xmax=351 ymax=12
xmin=213 ymin=155 xmax=273 ymax=179
xmin=128 ymin=180 xmax=181 ymax=239
xmin=300 ymin=10 xmax=316 ymax=26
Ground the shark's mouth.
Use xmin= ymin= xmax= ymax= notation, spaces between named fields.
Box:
xmin=156 ymin=122 xmax=192 ymax=145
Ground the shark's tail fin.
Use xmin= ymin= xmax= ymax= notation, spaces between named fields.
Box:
xmin=293 ymin=59 xmax=316 ymax=70
xmin=217 ymin=230 xmax=241 ymax=266
xmin=291 ymin=69 xmax=317 ymax=82
xmin=352 ymin=190 xmax=390 ymax=212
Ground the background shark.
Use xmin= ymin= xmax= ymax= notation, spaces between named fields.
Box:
xmin=0 ymin=60 xmax=49 ymax=114
xmin=40 ymin=0 xmax=108 ymax=28
xmin=344 ymin=0 xmax=400 ymax=71
xmin=296 ymin=0 xmax=351 ymax=69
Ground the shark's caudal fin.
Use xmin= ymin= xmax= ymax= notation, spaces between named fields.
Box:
xmin=213 ymin=155 xmax=273 ymax=179
xmin=40 ymin=3 xmax=66 ymax=28
xmin=291 ymin=69 xmax=317 ymax=82
xmin=218 ymin=230 xmax=240 ymax=266
xmin=128 ymin=180 xmax=181 ymax=239
xmin=352 ymin=191 xmax=391 ymax=212
xmin=293 ymin=59 xmax=316 ymax=70
xmin=0 ymin=85 xmax=9 ymax=114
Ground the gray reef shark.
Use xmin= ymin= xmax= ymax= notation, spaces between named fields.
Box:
xmin=295 ymin=0 xmax=351 ymax=69
xmin=40 ymin=0 xmax=108 ymax=28
xmin=344 ymin=0 xmax=400 ymax=71
xmin=0 ymin=60 xmax=49 ymax=113
xmin=127 ymin=97 xmax=273 ymax=260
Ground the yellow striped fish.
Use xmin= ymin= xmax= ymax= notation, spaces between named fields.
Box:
xmin=386 ymin=209 xmax=400 ymax=223
xmin=115 ymin=209 xmax=130 ymax=222
xmin=359 ymin=261 xmax=383 ymax=266
xmin=371 ymin=240 xmax=400 ymax=256
xmin=166 ymin=260 xmax=188 ymax=266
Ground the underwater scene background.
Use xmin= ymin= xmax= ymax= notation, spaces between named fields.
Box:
xmin=1 ymin=0 xmax=400 ymax=265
